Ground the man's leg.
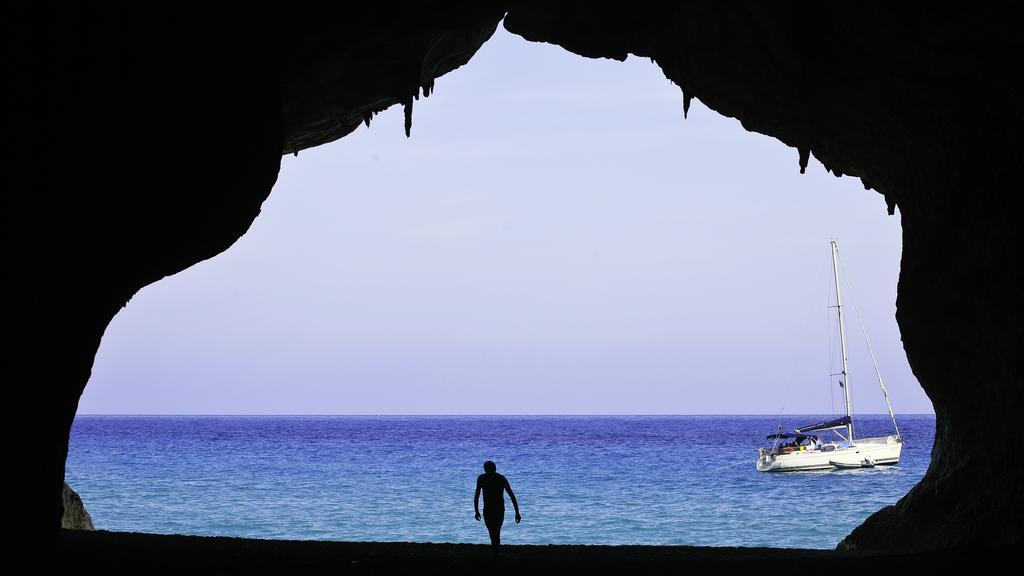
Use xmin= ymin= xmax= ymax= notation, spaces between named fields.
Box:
xmin=484 ymin=509 xmax=504 ymax=557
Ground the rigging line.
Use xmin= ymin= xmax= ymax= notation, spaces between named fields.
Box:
xmin=837 ymin=253 xmax=902 ymax=441
xmin=772 ymin=407 xmax=786 ymax=448
xmin=768 ymin=421 xmax=784 ymax=453
xmin=823 ymin=252 xmax=837 ymax=417
xmin=819 ymin=244 xmax=837 ymax=417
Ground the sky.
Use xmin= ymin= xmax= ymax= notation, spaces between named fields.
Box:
xmin=78 ymin=26 xmax=934 ymax=415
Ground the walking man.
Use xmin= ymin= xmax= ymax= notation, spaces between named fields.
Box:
xmin=474 ymin=460 xmax=521 ymax=558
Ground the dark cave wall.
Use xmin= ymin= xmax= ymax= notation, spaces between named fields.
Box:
xmin=13 ymin=1 xmax=1021 ymax=559
xmin=13 ymin=5 xmax=286 ymax=561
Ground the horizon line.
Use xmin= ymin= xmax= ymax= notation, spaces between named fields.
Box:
xmin=74 ymin=412 xmax=936 ymax=417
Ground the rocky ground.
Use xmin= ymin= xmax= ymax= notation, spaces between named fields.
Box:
xmin=59 ymin=529 xmax=1008 ymax=575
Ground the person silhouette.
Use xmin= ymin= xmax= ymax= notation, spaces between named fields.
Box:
xmin=474 ymin=460 xmax=521 ymax=558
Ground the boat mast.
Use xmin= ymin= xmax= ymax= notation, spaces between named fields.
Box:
xmin=831 ymin=241 xmax=854 ymax=441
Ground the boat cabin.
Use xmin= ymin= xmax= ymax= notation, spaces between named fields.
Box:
xmin=765 ymin=432 xmax=822 ymax=455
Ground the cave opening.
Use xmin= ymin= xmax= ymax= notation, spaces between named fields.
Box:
xmin=15 ymin=3 xmax=1019 ymax=567
xmin=66 ymin=26 xmax=933 ymax=549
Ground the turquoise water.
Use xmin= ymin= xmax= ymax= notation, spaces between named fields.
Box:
xmin=66 ymin=415 xmax=933 ymax=548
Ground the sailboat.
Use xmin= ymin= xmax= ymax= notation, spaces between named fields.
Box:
xmin=756 ymin=241 xmax=902 ymax=472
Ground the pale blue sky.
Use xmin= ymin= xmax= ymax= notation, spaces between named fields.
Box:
xmin=78 ymin=27 xmax=933 ymax=415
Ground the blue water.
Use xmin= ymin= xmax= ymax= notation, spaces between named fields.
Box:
xmin=66 ymin=415 xmax=933 ymax=549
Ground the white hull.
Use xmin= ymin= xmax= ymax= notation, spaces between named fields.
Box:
xmin=757 ymin=435 xmax=902 ymax=472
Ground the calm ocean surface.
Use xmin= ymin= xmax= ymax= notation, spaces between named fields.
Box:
xmin=67 ymin=415 xmax=933 ymax=549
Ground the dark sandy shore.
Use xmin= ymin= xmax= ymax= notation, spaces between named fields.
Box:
xmin=59 ymin=529 xmax=1003 ymax=575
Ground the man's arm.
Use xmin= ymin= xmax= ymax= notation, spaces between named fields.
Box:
xmin=504 ymin=477 xmax=521 ymax=523
xmin=474 ymin=477 xmax=482 ymax=521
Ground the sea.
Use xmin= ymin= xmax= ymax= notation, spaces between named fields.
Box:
xmin=66 ymin=414 xmax=934 ymax=549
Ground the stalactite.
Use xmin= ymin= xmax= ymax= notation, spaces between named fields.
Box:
xmin=798 ymin=147 xmax=810 ymax=174
xmin=402 ymin=95 xmax=413 ymax=137
xmin=821 ymin=158 xmax=844 ymax=178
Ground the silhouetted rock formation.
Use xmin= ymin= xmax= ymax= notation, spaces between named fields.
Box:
xmin=61 ymin=483 xmax=94 ymax=531
xmin=61 ymin=529 xmax=1013 ymax=575
xmin=11 ymin=1 xmax=1021 ymax=564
